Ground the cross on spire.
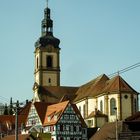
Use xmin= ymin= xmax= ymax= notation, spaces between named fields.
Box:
xmin=46 ymin=0 xmax=49 ymax=8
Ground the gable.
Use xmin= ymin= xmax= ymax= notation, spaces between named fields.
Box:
xmin=26 ymin=104 xmax=42 ymax=127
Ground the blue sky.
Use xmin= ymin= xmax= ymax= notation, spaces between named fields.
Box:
xmin=0 ymin=0 xmax=140 ymax=104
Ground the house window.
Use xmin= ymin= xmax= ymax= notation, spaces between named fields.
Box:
xmin=50 ymin=126 xmax=54 ymax=131
xmin=57 ymin=125 xmax=60 ymax=131
xmin=110 ymin=98 xmax=116 ymax=115
xmin=100 ymin=100 xmax=103 ymax=112
xmin=74 ymin=126 xmax=76 ymax=132
xmin=82 ymin=129 xmax=86 ymax=134
xmin=47 ymin=56 xmax=53 ymax=67
xmin=60 ymin=124 xmax=63 ymax=131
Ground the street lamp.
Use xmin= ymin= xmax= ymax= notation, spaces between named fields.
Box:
xmin=114 ymin=107 xmax=118 ymax=140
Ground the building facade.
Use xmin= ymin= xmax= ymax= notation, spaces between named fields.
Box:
xmin=32 ymin=2 xmax=139 ymax=129
xmin=33 ymin=5 xmax=61 ymax=102
xmin=25 ymin=101 xmax=87 ymax=140
xmin=75 ymin=74 xmax=139 ymax=127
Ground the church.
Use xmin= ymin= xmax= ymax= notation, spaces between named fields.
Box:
xmin=32 ymin=3 xmax=139 ymax=128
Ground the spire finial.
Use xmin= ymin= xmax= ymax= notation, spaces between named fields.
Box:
xmin=46 ymin=0 xmax=49 ymax=8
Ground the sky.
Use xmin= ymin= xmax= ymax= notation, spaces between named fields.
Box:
xmin=0 ymin=0 xmax=140 ymax=104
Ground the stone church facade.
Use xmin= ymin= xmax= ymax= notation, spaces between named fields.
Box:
xmin=32 ymin=4 xmax=139 ymax=128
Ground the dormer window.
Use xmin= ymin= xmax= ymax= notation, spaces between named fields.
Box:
xmin=54 ymin=115 xmax=57 ymax=121
xmin=48 ymin=116 xmax=51 ymax=122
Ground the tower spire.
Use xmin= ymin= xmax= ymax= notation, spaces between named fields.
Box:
xmin=41 ymin=0 xmax=53 ymax=36
xmin=46 ymin=0 xmax=49 ymax=8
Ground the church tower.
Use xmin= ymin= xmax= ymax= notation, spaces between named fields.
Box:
xmin=33 ymin=3 xmax=60 ymax=101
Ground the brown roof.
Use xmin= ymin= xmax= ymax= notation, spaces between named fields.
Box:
xmin=74 ymin=74 xmax=138 ymax=102
xmin=90 ymin=121 xmax=122 ymax=140
xmin=125 ymin=111 xmax=140 ymax=122
xmin=38 ymin=86 xmax=79 ymax=103
xmin=0 ymin=115 xmax=26 ymax=127
xmin=34 ymin=102 xmax=50 ymax=123
xmin=18 ymin=102 xmax=32 ymax=124
xmin=86 ymin=110 xmax=108 ymax=119
xmin=102 ymin=75 xmax=137 ymax=93
xmin=19 ymin=102 xmax=32 ymax=116
xmin=1 ymin=134 xmax=30 ymax=140
xmin=74 ymin=74 xmax=109 ymax=101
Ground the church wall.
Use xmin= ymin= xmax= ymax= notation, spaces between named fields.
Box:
xmin=121 ymin=93 xmax=132 ymax=119
xmin=42 ymin=72 xmax=58 ymax=86
xmin=76 ymin=100 xmax=86 ymax=118
xmin=35 ymin=52 xmax=40 ymax=70
xmin=108 ymin=94 xmax=118 ymax=122
xmin=97 ymin=96 xmax=105 ymax=113
xmin=88 ymin=98 xmax=97 ymax=115
xmin=34 ymin=89 xmax=40 ymax=102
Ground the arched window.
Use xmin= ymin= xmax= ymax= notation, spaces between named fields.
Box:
xmin=83 ymin=104 xmax=86 ymax=118
xmin=100 ymin=100 xmax=103 ymax=112
xmin=48 ymin=78 xmax=51 ymax=83
xmin=134 ymin=98 xmax=137 ymax=112
xmin=36 ymin=57 xmax=39 ymax=69
xmin=110 ymin=98 xmax=116 ymax=115
xmin=47 ymin=56 xmax=53 ymax=67
xmin=79 ymin=106 xmax=81 ymax=113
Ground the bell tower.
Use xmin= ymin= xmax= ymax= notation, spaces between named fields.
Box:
xmin=33 ymin=2 xmax=60 ymax=99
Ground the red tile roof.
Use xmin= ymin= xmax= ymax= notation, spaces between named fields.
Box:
xmin=125 ymin=111 xmax=140 ymax=122
xmin=43 ymin=101 xmax=69 ymax=126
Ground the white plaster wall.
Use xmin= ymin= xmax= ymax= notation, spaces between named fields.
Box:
xmin=97 ymin=96 xmax=105 ymax=113
xmin=108 ymin=94 xmax=118 ymax=122
xmin=88 ymin=98 xmax=96 ymax=115
xmin=76 ymin=100 xmax=86 ymax=118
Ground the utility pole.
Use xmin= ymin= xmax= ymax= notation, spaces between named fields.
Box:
xmin=114 ymin=107 xmax=118 ymax=140
xmin=15 ymin=101 xmax=19 ymax=140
